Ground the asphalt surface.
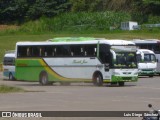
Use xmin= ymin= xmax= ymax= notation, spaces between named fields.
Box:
xmin=0 ymin=72 xmax=160 ymax=120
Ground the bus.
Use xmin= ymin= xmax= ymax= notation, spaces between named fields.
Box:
xmin=133 ymin=39 xmax=160 ymax=75
xmin=15 ymin=37 xmax=138 ymax=86
xmin=3 ymin=50 xmax=15 ymax=80
xmin=136 ymin=49 xmax=157 ymax=77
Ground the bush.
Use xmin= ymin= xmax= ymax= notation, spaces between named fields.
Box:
xmin=147 ymin=15 xmax=160 ymax=24
xmin=19 ymin=11 xmax=131 ymax=33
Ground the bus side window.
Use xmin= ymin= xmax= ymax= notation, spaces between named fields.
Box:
xmin=70 ymin=45 xmax=83 ymax=57
xmin=32 ymin=47 xmax=40 ymax=57
xmin=80 ymin=47 xmax=84 ymax=56
xmin=44 ymin=46 xmax=54 ymax=57
xmin=27 ymin=47 xmax=31 ymax=57
xmin=18 ymin=46 xmax=28 ymax=57
xmin=55 ymin=46 xmax=61 ymax=56
xmin=63 ymin=45 xmax=71 ymax=57
xmin=85 ymin=45 xmax=97 ymax=57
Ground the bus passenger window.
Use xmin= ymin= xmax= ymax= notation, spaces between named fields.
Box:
xmin=32 ymin=47 xmax=40 ymax=57
xmin=18 ymin=46 xmax=28 ymax=57
xmin=84 ymin=45 xmax=97 ymax=57
xmin=70 ymin=46 xmax=84 ymax=57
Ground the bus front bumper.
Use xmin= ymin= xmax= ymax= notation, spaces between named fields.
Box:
xmin=138 ymin=70 xmax=156 ymax=76
xmin=111 ymin=75 xmax=138 ymax=83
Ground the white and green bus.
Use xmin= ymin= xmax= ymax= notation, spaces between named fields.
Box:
xmin=15 ymin=37 xmax=138 ymax=86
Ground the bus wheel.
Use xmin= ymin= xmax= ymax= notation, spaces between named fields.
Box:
xmin=118 ymin=82 xmax=124 ymax=86
xmin=93 ymin=73 xmax=103 ymax=86
xmin=149 ymin=75 xmax=153 ymax=77
xmin=39 ymin=72 xmax=49 ymax=85
xmin=9 ymin=73 xmax=14 ymax=80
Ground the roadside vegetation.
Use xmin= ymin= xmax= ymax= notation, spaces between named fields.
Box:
xmin=0 ymin=85 xmax=25 ymax=93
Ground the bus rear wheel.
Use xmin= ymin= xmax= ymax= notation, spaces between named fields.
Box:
xmin=39 ymin=72 xmax=49 ymax=85
xmin=93 ymin=73 xmax=103 ymax=86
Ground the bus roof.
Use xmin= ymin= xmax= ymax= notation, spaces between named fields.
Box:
xmin=16 ymin=37 xmax=135 ymax=46
xmin=137 ymin=49 xmax=155 ymax=54
xmin=132 ymin=39 xmax=160 ymax=44
xmin=4 ymin=53 xmax=15 ymax=57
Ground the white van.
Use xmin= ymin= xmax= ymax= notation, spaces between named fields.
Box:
xmin=136 ymin=49 xmax=157 ymax=77
xmin=3 ymin=51 xmax=15 ymax=80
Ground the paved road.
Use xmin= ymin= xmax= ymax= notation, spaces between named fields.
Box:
xmin=0 ymin=72 xmax=160 ymax=120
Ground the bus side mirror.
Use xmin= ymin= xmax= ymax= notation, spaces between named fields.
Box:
xmin=157 ymin=59 xmax=158 ymax=62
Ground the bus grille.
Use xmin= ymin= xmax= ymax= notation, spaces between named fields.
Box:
xmin=122 ymin=77 xmax=132 ymax=80
xmin=142 ymin=69 xmax=153 ymax=71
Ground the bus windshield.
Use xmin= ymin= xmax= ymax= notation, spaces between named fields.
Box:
xmin=113 ymin=52 xmax=137 ymax=68
xmin=144 ymin=54 xmax=156 ymax=62
xmin=137 ymin=54 xmax=156 ymax=63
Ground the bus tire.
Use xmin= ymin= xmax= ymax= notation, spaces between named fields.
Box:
xmin=118 ymin=82 xmax=124 ymax=86
xmin=93 ymin=72 xmax=103 ymax=86
xmin=39 ymin=71 xmax=49 ymax=85
xmin=9 ymin=73 xmax=14 ymax=80
xmin=149 ymin=75 xmax=153 ymax=77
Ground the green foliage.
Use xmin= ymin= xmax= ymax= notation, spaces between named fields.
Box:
xmin=148 ymin=15 xmax=160 ymax=24
xmin=26 ymin=0 xmax=70 ymax=20
xmin=69 ymin=0 xmax=133 ymax=12
xmin=69 ymin=0 xmax=104 ymax=12
xmin=0 ymin=0 xmax=160 ymax=24
xmin=133 ymin=0 xmax=160 ymax=16
xmin=143 ymin=0 xmax=160 ymax=5
xmin=131 ymin=12 xmax=148 ymax=24
xmin=0 ymin=85 xmax=25 ymax=93
xmin=19 ymin=12 xmax=131 ymax=33
xmin=0 ymin=0 xmax=70 ymax=24
xmin=0 ymin=0 xmax=28 ymax=24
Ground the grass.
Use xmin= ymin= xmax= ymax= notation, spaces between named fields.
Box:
xmin=0 ymin=85 xmax=25 ymax=93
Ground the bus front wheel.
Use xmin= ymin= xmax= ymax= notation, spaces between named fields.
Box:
xmin=118 ymin=82 xmax=124 ymax=86
xmin=39 ymin=72 xmax=49 ymax=85
xmin=149 ymin=75 xmax=153 ymax=77
xmin=93 ymin=73 xmax=103 ymax=86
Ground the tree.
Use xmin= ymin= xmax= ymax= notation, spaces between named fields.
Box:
xmin=0 ymin=0 xmax=70 ymax=24
xmin=26 ymin=0 xmax=70 ymax=20
xmin=142 ymin=0 xmax=160 ymax=15
xmin=143 ymin=0 xmax=160 ymax=5
xmin=0 ymin=0 xmax=28 ymax=24
xmin=69 ymin=0 xmax=104 ymax=12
